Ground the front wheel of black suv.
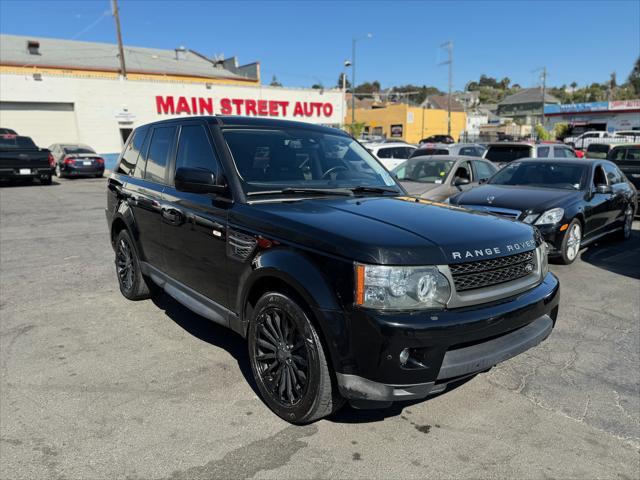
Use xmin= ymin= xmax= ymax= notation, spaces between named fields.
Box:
xmin=248 ymin=292 xmax=344 ymax=424
xmin=114 ymin=229 xmax=154 ymax=300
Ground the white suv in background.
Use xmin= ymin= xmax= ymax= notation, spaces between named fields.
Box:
xmin=366 ymin=142 xmax=416 ymax=170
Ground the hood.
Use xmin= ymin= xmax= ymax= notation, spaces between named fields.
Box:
xmin=399 ymin=180 xmax=442 ymax=196
xmin=451 ymin=184 xmax=583 ymax=213
xmin=233 ymin=196 xmax=537 ymax=265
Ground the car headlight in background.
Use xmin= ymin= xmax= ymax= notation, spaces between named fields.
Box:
xmin=355 ymin=264 xmax=451 ymax=309
xmin=533 ymin=207 xmax=564 ymax=225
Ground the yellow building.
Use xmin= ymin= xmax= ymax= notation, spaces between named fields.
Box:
xmin=346 ymin=103 xmax=467 ymax=143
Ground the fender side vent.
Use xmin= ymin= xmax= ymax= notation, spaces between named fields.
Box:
xmin=227 ymin=229 xmax=257 ymax=261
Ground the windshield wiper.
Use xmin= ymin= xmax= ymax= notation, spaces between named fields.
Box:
xmin=349 ymin=186 xmax=400 ymax=195
xmin=247 ymin=187 xmax=354 ymax=197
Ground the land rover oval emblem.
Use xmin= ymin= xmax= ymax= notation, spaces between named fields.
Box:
xmin=487 ymin=195 xmax=495 ymax=204
xmin=524 ymin=262 xmax=534 ymax=273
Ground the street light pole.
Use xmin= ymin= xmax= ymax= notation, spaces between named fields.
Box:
xmin=351 ymin=38 xmax=356 ymax=125
xmin=439 ymin=41 xmax=453 ymax=137
xmin=350 ymin=34 xmax=372 ymax=126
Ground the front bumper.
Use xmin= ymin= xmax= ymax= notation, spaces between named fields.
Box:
xmin=536 ymin=224 xmax=566 ymax=256
xmin=323 ymin=272 xmax=559 ymax=406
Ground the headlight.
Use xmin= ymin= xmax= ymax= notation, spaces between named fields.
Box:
xmin=540 ymin=242 xmax=549 ymax=276
xmin=355 ymin=264 xmax=451 ymax=310
xmin=534 ymin=207 xmax=564 ymax=225
xmin=522 ymin=213 xmax=539 ymax=224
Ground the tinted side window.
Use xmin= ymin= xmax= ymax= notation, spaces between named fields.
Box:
xmin=175 ymin=125 xmax=220 ymax=176
xmin=377 ymin=148 xmax=393 ymax=158
xmin=118 ymin=127 xmax=147 ymax=176
xmin=609 ymin=148 xmax=626 ymax=161
xmin=537 ymin=146 xmax=550 ymax=158
xmin=603 ymin=163 xmax=623 ymax=184
xmin=145 ymin=126 xmax=176 ymax=184
xmin=627 ymin=148 xmax=640 ymax=160
xmin=459 ymin=147 xmax=476 ymax=156
xmin=474 ymin=161 xmax=495 ymax=181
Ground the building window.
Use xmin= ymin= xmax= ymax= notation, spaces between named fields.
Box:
xmin=27 ymin=40 xmax=40 ymax=55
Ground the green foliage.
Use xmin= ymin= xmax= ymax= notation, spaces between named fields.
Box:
xmin=311 ymin=83 xmax=324 ymax=90
xmin=535 ymin=124 xmax=552 ymax=141
xmin=345 ymin=122 xmax=367 ymax=138
xmin=553 ymin=123 xmax=570 ymax=140
xmin=628 ymin=57 xmax=640 ymax=95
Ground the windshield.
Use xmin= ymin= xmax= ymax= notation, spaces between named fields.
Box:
xmin=489 ymin=162 xmax=588 ymax=190
xmin=394 ymin=159 xmax=455 ymax=184
xmin=223 ymin=128 xmax=399 ymax=195
xmin=485 ymin=145 xmax=532 ymax=163
xmin=63 ymin=146 xmax=95 ymax=155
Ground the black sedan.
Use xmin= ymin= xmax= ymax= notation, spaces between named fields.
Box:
xmin=49 ymin=143 xmax=105 ymax=178
xmin=449 ymin=159 xmax=637 ymax=264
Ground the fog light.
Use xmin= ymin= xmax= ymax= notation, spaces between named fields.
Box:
xmin=399 ymin=348 xmax=410 ymax=366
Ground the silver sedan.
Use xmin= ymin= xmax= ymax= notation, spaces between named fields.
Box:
xmin=392 ymin=155 xmax=498 ymax=202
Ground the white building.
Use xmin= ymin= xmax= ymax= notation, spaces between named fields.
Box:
xmin=0 ymin=34 xmax=344 ymax=159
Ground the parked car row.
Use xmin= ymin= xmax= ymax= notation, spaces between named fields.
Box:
xmin=0 ymin=127 xmax=103 ymax=186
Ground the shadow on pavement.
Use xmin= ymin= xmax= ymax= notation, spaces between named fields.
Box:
xmin=150 ymin=292 xmax=260 ymax=397
xmin=0 ymin=179 xmax=61 ymax=187
xmin=579 ymin=226 xmax=640 ymax=280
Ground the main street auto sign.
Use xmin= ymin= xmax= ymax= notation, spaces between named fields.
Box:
xmin=155 ymin=95 xmax=334 ymax=118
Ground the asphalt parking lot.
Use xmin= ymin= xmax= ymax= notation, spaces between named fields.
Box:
xmin=1 ymin=177 xmax=639 ymax=479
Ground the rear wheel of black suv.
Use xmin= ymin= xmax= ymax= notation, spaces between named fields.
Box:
xmin=115 ymin=229 xmax=154 ymax=300
xmin=248 ymin=292 xmax=343 ymax=423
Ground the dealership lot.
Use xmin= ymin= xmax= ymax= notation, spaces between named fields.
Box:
xmin=1 ymin=178 xmax=638 ymax=479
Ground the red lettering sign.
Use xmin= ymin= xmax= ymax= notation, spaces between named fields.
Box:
xmin=155 ymin=95 xmax=332 ymax=118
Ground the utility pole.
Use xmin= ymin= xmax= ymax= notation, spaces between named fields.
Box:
xmin=540 ymin=66 xmax=547 ymax=126
xmin=439 ymin=41 xmax=453 ymax=137
xmin=351 ymin=38 xmax=356 ymax=125
xmin=112 ymin=0 xmax=127 ymax=78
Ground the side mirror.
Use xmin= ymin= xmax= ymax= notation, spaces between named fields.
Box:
xmin=175 ymin=167 xmax=226 ymax=194
xmin=595 ymin=184 xmax=612 ymax=194
xmin=479 ymin=178 xmax=488 ymax=184
xmin=454 ymin=177 xmax=471 ymax=187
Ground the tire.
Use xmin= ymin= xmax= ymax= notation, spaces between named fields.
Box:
xmin=559 ymin=219 xmax=582 ymax=265
xmin=114 ymin=229 xmax=154 ymax=300
xmin=40 ymin=174 xmax=52 ymax=185
xmin=55 ymin=164 xmax=63 ymax=178
xmin=248 ymin=292 xmax=343 ymax=424
xmin=616 ymin=204 xmax=634 ymax=241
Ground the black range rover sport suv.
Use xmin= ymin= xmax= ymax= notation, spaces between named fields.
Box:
xmin=106 ymin=116 xmax=560 ymax=424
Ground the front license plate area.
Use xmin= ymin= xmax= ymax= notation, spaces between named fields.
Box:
xmin=19 ymin=168 xmax=31 ymax=175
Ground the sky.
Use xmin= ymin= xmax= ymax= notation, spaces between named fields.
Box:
xmin=1 ymin=0 xmax=639 ymax=91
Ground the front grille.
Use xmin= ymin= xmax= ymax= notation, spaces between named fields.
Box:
xmin=450 ymin=250 xmax=536 ymax=291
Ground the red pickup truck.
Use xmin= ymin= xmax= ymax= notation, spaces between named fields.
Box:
xmin=0 ymin=134 xmax=55 ymax=185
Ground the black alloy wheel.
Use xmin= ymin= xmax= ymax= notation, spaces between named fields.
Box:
xmin=114 ymin=229 xmax=154 ymax=300
xmin=617 ymin=204 xmax=634 ymax=241
xmin=248 ymin=292 xmax=343 ymax=423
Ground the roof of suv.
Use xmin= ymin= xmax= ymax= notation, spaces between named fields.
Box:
xmin=138 ymin=115 xmax=349 ymax=135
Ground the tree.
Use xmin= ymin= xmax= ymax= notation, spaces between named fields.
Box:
xmin=336 ymin=73 xmax=351 ymax=90
xmin=570 ymin=81 xmax=578 ymax=90
xmin=627 ymin=57 xmax=640 ymax=95
xmin=345 ymin=122 xmax=366 ymax=138
xmin=269 ymin=75 xmax=282 ymax=87
xmin=311 ymin=83 xmax=323 ymax=90
xmin=500 ymin=77 xmax=511 ymax=89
